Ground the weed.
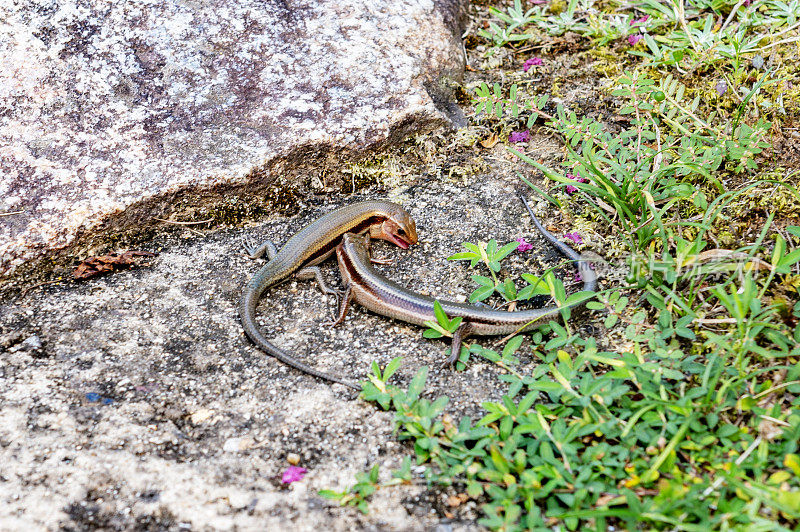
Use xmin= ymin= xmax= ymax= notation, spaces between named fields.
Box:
xmin=325 ymin=0 xmax=800 ymax=528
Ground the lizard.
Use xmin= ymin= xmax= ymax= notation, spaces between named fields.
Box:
xmin=240 ymin=200 xmax=418 ymax=388
xmin=332 ymin=194 xmax=596 ymax=364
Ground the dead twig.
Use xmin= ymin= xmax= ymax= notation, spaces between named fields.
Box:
xmin=20 ymin=279 xmax=67 ymax=297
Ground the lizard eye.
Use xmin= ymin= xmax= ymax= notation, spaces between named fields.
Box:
xmin=397 ymin=228 xmax=406 ymax=236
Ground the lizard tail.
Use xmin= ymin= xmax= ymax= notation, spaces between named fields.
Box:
xmin=240 ymin=286 xmax=361 ymax=390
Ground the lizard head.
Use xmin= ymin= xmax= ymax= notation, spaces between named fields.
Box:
xmin=371 ymin=204 xmax=418 ymax=249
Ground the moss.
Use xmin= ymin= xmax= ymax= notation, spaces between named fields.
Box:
xmin=734 ymin=178 xmax=800 ymax=222
xmin=205 ymin=197 xmax=269 ymax=226
xmin=454 ymin=127 xmax=481 ymax=148
xmin=588 ymin=48 xmax=624 ymax=78
xmin=549 ymin=0 xmax=567 ymax=15
xmin=341 ymin=156 xmax=404 ymax=193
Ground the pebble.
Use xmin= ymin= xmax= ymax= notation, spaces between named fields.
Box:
xmin=189 ymin=408 xmax=214 ymax=424
xmin=222 ymin=437 xmax=255 ymax=452
xmin=20 ymin=335 xmax=42 ymax=351
xmin=22 ymin=334 xmax=42 ymax=349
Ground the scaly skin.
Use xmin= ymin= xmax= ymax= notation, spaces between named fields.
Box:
xmin=334 ymin=195 xmax=597 ymax=364
xmin=240 ymin=200 xmax=417 ymax=389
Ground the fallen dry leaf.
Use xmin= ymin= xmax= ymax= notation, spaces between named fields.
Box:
xmin=442 ymin=413 xmax=456 ymax=434
xmin=595 ymin=494 xmax=615 ymax=506
xmin=480 ymin=133 xmax=499 ymax=148
xmin=73 ymin=250 xmax=156 ymax=280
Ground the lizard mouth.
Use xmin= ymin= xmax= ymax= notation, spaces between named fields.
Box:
xmin=387 ymin=233 xmax=410 ymax=249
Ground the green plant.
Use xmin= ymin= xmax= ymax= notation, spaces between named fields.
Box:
xmin=320 ymin=458 xmax=413 ymax=514
xmin=447 ymin=236 xmax=588 ymax=309
xmin=472 ymin=82 xmax=551 ymax=128
xmin=510 ymin=70 xmax=774 ymax=253
xmin=422 ymin=300 xmax=465 ymax=340
xmin=330 ymin=314 xmax=800 ymax=528
xmin=477 ymin=0 xmax=537 ymax=50
xmin=323 ymin=0 xmax=800 ymax=528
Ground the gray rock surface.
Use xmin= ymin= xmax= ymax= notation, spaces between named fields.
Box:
xmin=0 ymin=165 xmax=599 ymax=529
xmin=0 ymin=0 xmax=466 ymax=283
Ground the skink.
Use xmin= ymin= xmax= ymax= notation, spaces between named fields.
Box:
xmin=333 ymin=195 xmax=596 ymax=364
xmin=240 ymin=200 xmax=418 ymax=389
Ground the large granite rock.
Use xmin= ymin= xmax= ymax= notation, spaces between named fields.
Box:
xmin=0 ymin=0 xmax=466 ymax=285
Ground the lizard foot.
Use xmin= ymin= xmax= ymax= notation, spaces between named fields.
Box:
xmin=241 ymin=236 xmax=259 ymax=258
xmin=369 ymin=256 xmax=393 ymax=265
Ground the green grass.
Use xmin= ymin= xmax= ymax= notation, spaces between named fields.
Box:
xmin=324 ymin=0 xmax=800 ymax=529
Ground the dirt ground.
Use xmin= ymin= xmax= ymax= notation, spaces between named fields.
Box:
xmin=5 ymin=1 xmax=797 ymax=529
xmin=0 ymin=141 xmax=607 ymax=529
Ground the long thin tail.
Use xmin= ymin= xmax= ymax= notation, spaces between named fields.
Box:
xmin=517 ymin=192 xmax=598 ymax=292
xmin=240 ymin=282 xmax=361 ymax=390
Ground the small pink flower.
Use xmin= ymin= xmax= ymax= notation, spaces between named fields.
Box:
xmin=282 ymin=466 xmax=307 ymax=484
xmin=574 ymin=272 xmax=583 ymax=283
xmin=565 ymin=173 xmax=589 ymax=195
xmin=628 ymin=34 xmax=644 ymax=46
xmin=509 ymin=130 xmax=531 ymax=143
xmin=516 ymin=237 xmax=534 ymax=252
xmin=523 ymin=57 xmax=544 ymax=72
xmin=565 ymin=232 xmax=583 ymax=244
xmin=630 ymin=15 xmax=649 ymax=25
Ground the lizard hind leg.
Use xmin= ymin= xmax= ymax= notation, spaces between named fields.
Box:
xmin=295 ymin=265 xmax=345 ymax=322
xmin=445 ymin=322 xmax=474 ymax=366
xmin=324 ymin=285 xmax=353 ymax=327
xmin=295 ymin=266 xmax=342 ymax=297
